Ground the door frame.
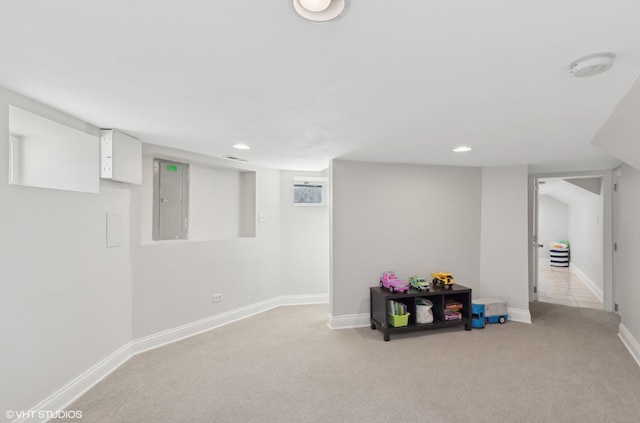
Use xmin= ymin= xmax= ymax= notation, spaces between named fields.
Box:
xmin=612 ymin=168 xmax=622 ymax=315
xmin=528 ymin=170 xmax=615 ymax=313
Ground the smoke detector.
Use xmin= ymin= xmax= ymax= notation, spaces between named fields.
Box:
xmin=570 ymin=52 xmax=615 ymax=77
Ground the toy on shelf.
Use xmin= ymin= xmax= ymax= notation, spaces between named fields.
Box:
xmin=408 ymin=275 xmax=429 ymax=291
xmin=416 ymin=298 xmax=433 ymax=323
xmin=431 ymin=272 xmax=454 ymax=289
xmin=444 ymin=299 xmax=463 ymax=321
xmin=380 ymin=271 xmax=409 ymax=293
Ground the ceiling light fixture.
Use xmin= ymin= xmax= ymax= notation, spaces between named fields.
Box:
xmin=569 ymin=52 xmax=615 ymax=78
xmin=293 ymin=0 xmax=345 ymax=22
xmin=233 ymin=143 xmax=251 ymax=150
xmin=299 ymin=0 xmax=331 ymax=12
xmin=453 ymin=146 xmax=472 ymax=153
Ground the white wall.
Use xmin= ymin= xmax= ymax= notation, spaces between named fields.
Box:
xmin=17 ymin=134 xmax=98 ymax=193
xmin=280 ymin=170 xmax=330 ymax=296
xmin=568 ymin=194 xmax=603 ymax=294
xmin=592 ymin=75 xmax=640 ymax=171
xmin=538 ymin=195 xmax=569 ymax=260
xmin=130 ymin=149 xmax=282 ymax=338
xmin=190 ymin=165 xmax=243 ymax=240
xmin=615 ymin=164 xmax=640 ymax=358
xmin=331 ymin=160 xmax=482 ymax=318
xmin=0 ymin=87 xmax=133 ymax=417
xmin=479 ymin=166 xmax=530 ymax=314
xmin=0 ymin=88 xmax=293 ymax=418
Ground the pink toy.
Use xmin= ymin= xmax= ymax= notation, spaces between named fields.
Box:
xmin=380 ymin=271 xmax=409 ymax=293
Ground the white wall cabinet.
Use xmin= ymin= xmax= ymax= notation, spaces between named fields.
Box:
xmin=101 ymin=129 xmax=142 ymax=184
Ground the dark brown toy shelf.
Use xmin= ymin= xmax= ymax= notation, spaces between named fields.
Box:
xmin=370 ymin=284 xmax=472 ymax=341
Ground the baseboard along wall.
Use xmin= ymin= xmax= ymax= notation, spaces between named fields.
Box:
xmin=326 ymin=313 xmax=371 ymax=330
xmin=16 ymin=294 xmax=329 ymax=423
xmin=618 ymin=323 xmax=640 ymax=368
xmin=22 ymin=293 xmax=639 ymax=423
xmin=569 ymin=263 xmax=604 ymax=301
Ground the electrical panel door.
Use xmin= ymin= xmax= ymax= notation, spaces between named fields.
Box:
xmin=153 ymin=159 xmax=188 ymax=240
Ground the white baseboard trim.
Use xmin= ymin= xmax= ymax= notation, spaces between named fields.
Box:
xmin=569 ymin=263 xmax=603 ymax=301
xmin=14 ymin=343 xmax=132 ymax=423
xmin=131 ymin=297 xmax=281 ymax=355
xmin=538 ymin=258 xmax=551 ymax=265
xmin=508 ymin=307 xmax=532 ymax=324
xmin=19 ymin=294 xmax=328 ymax=423
xmin=131 ymin=294 xmax=329 ymax=355
xmin=327 ymin=313 xmax=370 ymax=330
xmin=618 ymin=323 xmax=640 ymax=368
xmin=279 ymin=293 xmax=329 ymax=306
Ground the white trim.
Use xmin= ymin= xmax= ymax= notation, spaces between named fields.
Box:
xmin=569 ymin=263 xmax=604 ymax=301
xmin=18 ymin=295 xmax=328 ymax=423
xmin=326 ymin=313 xmax=370 ymax=329
xmin=618 ymin=323 xmax=640 ymax=368
xmin=132 ymin=294 xmax=329 ymax=355
xmin=538 ymin=258 xmax=551 ymax=265
xmin=279 ymin=293 xmax=329 ymax=306
xmin=131 ymin=297 xmax=281 ymax=354
xmin=14 ymin=343 xmax=132 ymax=423
xmin=508 ymin=307 xmax=532 ymax=324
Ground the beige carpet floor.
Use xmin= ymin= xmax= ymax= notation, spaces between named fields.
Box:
xmin=55 ymin=301 xmax=640 ymax=423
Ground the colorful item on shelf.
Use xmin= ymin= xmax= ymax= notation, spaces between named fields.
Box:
xmin=380 ymin=271 xmax=409 ymax=293
xmin=431 ymin=272 xmax=455 ymax=289
xmin=409 ymin=275 xmax=430 ymax=291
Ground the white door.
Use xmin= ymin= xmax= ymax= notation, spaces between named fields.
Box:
xmin=531 ymin=178 xmax=540 ymax=301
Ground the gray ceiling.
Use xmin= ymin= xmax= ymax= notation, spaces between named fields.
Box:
xmin=1 ymin=0 xmax=639 ymax=171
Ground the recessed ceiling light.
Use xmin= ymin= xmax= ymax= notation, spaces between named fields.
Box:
xmin=233 ymin=143 xmax=251 ymax=150
xmin=293 ymin=0 xmax=345 ymax=22
xmin=299 ymin=0 xmax=331 ymax=12
xmin=453 ymin=146 xmax=472 ymax=153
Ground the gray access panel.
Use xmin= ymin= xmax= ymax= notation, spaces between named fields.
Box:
xmin=153 ymin=159 xmax=189 ymax=240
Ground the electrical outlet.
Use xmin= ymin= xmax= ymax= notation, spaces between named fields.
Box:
xmin=212 ymin=293 xmax=223 ymax=303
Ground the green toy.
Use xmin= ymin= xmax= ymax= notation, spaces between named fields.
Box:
xmin=408 ymin=275 xmax=430 ymax=291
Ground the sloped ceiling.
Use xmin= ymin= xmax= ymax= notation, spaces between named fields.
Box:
xmin=1 ymin=1 xmax=639 ymax=171
xmin=564 ymin=177 xmax=602 ymax=195
xmin=539 ymin=178 xmax=601 ymax=204
xmin=592 ymin=72 xmax=640 ymax=171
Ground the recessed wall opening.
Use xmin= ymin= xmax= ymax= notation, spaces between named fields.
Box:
xmin=143 ymin=155 xmax=256 ymax=243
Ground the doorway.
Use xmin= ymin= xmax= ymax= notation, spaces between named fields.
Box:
xmin=529 ymin=171 xmax=614 ymax=313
